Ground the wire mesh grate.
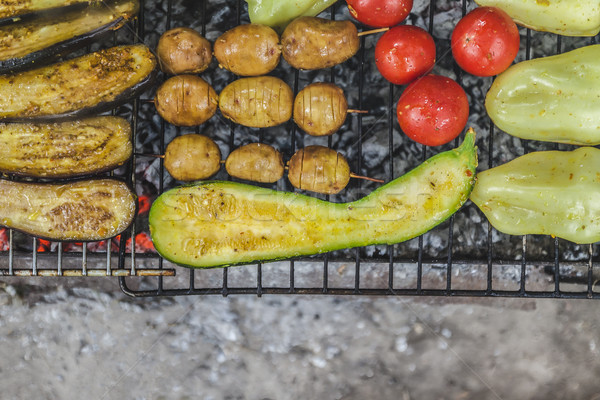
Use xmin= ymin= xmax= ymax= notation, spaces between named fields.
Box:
xmin=0 ymin=0 xmax=598 ymax=298
xmin=119 ymin=0 xmax=600 ymax=298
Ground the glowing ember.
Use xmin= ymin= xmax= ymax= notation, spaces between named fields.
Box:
xmin=127 ymin=232 xmax=155 ymax=253
xmin=0 ymin=228 xmax=8 ymax=251
xmin=37 ymin=239 xmax=51 ymax=252
xmin=138 ymin=196 xmax=151 ymax=214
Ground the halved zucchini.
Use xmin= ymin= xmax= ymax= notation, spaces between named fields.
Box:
xmin=0 ymin=116 xmax=132 ymax=178
xmin=149 ymin=129 xmax=478 ymax=268
xmin=0 ymin=178 xmax=137 ymax=241
xmin=0 ymin=44 xmax=156 ymax=121
xmin=0 ymin=0 xmax=139 ymax=73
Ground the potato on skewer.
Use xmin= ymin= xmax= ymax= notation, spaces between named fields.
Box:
xmin=288 ymin=146 xmax=383 ymax=194
xmin=219 ymin=76 xmax=294 ymax=128
xmin=287 ymin=145 xmax=351 ymax=195
xmin=154 ymin=75 xmax=218 ymax=127
xmin=279 ymin=16 xmax=389 ymax=70
xmin=293 ymin=82 xmax=367 ymax=136
xmin=157 ymin=27 xmax=212 ymax=75
xmin=214 ymin=24 xmax=281 ymax=76
xmin=156 ymin=136 xmax=381 ymax=194
xmin=164 ymin=134 xmax=222 ymax=181
xmin=225 ymin=143 xmax=285 ymax=183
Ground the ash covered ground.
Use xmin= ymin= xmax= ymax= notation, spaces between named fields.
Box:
xmin=1 ymin=279 xmax=600 ymax=400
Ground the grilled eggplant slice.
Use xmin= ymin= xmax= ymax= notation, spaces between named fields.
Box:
xmin=0 ymin=0 xmax=139 ymax=73
xmin=0 ymin=44 xmax=156 ymax=121
xmin=0 ymin=116 xmax=132 ymax=178
xmin=0 ymin=178 xmax=137 ymax=241
xmin=0 ymin=0 xmax=96 ymax=21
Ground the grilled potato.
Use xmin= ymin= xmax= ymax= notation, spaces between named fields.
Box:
xmin=214 ymin=24 xmax=281 ymax=76
xmin=281 ymin=16 xmax=359 ymax=70
xmin=294 ymin=82 xmax=348 ymax=136
xmin=164 ymin=134 xmax=221 ymax=181
xmin=154 ymin=75 xmax=218 ymax=126
xmin=287 ymin=146 xmax=351 ymax=194
xmin=219 ymin=76 xmax=293 ymax=128
xmin=157 ymin=27 xmax=212 ymax=75
xmin=225 ymin=143 xmax=285 ymax=183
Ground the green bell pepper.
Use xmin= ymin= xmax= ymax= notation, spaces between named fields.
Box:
xmin=485 ymin=44 xmax=600 ymax=145
xmin=245 ymin=0 xmax=337 ymax=33
xmin=470 ymin=147 xmax=600 ymax=244
xmin=475 ymin=0 xmax=600 ymax=36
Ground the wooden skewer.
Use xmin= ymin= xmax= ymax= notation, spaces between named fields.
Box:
xmin=350 ymin=173 xmax=384 ymax=183
xmin=138 ymin=148 xmax=384 ymax=185
xmin=357 ymin=27 xmax=390 ymax=37
xmin=347 ymin=109 xmax=368 ymax=114
xmin=284 ymin=166 xmax=384 ymax=184
xmin=135 ymin=153 xmax=164 ymax=158
xmin=137 ymin=153 xmax=227 ymax=165
xmin=147 ymin=88 xmax=368 ymax=117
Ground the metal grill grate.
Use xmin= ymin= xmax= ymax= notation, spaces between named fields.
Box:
xmin=1 ymin=0 xmax=599 ymax=299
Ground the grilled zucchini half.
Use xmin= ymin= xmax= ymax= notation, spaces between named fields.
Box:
xmin=149 ymin=129 xmax=478 ymax=268
xmin=0 ymin=116 xmax=132 ymax=178
xmin=0 ymin=178 xmax=137 ymax=241
xmin=0 ymin=44 xmax=156 ymax=121
xmin=0 ymin=0 xmax=139 ymax=73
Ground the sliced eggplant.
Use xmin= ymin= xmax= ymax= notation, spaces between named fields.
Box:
xmin=0 ymin=116 xmax=132 ymax=178
xmin=0 ymin=44 xmax=156 ymax=121
xmin=0 ymin=0 xmax=95 ymax=22
xmin=0 ymin=178 xmax=137 ymax=241
xmin=0 ymin=0 xmax=139 ymax=73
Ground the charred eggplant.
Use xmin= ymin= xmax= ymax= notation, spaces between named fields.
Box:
xmin=0 ymin=0 xmax=139 ymax=73
xmin=0 ymin=0 xmax=96 ymax=22
xmin=0 ymin=178 xmax=137 ymax=241
xmin=0 ymin=44 xmax=156 ymax=121
xmin=0 ymin=116 xmax=132 ymax=178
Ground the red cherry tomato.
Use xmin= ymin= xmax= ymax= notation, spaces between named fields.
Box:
xmin=346 ymin=0 xmax=413 ymax=28
xmin=375 ymin=25 xmax=436 ymax=85
xmin=396 ymin=75 xmax=469 ymax=146
xmin=451 ymin=6 xmax=520 ymax=77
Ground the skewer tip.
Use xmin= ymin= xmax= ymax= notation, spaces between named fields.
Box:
xmin=357 ymin=27 xmax=390 ymax=37
xmin=350 ymin=173 xmax=384 ymax=183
